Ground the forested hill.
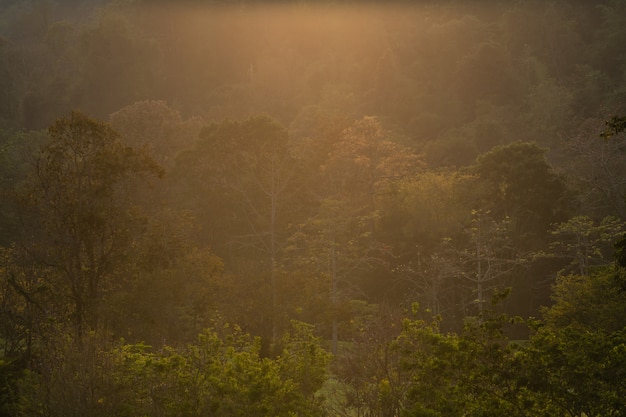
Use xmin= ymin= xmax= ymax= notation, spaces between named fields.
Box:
xmin=2 ymin=1 xmax=624 ymax=147
xmin=1 ymin=1 xmax=626 ymax=416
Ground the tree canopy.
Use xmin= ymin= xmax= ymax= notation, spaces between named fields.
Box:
xmin=2 ymin=1 xmax=626 ymax=415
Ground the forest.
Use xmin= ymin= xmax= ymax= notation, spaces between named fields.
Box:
xmin=1 ymin=0 xmax=626 ymax=415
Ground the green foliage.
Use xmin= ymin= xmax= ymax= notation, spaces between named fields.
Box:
xmin=520 ymin=267 xmax=626 ymax=416
xmin=279 ymin=321 xmax=331 ymax=392
xmin=544 ymin=267 xmax=626 ymax=333
xmin=521 ymin=325 xmax=626 ymax=416
xmin=393 ymin=266 xmax=626 ymax=416
xmin=398 ymin=304 xmax=535 ymax=417
xmin=601 ymin=115 xmax=626 ymax=139
xmin=330 ymin=305 xmax=408 ymax=417
xmin=15 ymin=324 xmax=330 ymax=417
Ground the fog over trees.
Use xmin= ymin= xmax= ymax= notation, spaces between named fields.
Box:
xmin=1 ymin=0 xmax=626 ymax=415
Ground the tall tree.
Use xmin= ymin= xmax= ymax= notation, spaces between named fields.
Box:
xmin=174 ymin=115 xmax=302 ymax=343
xmin=286 ymin=199 xmax=381 ymax=354
xmin=288 ymin=116 xmax=423 ymax=352
xmin=471 ymin=141 xmax=568 ymax=249
xmin=16 ymin=111 xmax=162 ymax=335
xmin=387 ymin=170 xmax=473 ymax=315
xmin=443 ymin=209 xmax=524 ymax=318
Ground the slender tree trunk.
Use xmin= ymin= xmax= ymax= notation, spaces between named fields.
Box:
xmin=331 ymin=240 xmax=338 ymax=356
xmin=270 ymin=156 xmax=278 ymax=347
xmin=476 ymin=214 xmax=484 ymax=317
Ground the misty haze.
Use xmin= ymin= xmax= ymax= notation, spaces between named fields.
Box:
xmin=1 ymin=0 xmax=625 ymax=416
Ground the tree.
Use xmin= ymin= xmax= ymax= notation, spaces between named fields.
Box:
xmin=471 ymin=141 xmax=568 ymax=249
xmin=395 ymin=264 xmax=626 ymax=416
xmin=174 ymin=115 xmax=303 ymax=343
xmin=15 ymin=322 xmax=331 ymax=417
xmin=286 ymin=199 xmax=382 ymax=355
xmin=15 ymin=331 xmax=120 ymax=417
xmin=384 ymin=170 xmax=472 ymax=255
xmin=388 ymin=170 xmax=473 ymax=316
xmin=321 ymin=116 xmax=424 ymax=213
xmin=16 ymin=111 xmax=163 ymax=335
xmin=277 ymin=321 xmax=332 ymax=409
xmin=331 ymin=304 xmax=410 ymax=417
xmin=319 ymin=115 xmax=425 ymax=302
xmin=108 ymin=245 xmax=226 ymax=347
xmin=286 ymin=116 xmax=422 ymax=353
xmin=520 ymin=267 xmax=626 ymax=416
xmin=395 ymin=253 xmax=457 ymax=319
xmin=397 ymin=300 xmax=538 ymax=417
xmin=547 ymin=215 xmax=625 ymax=276
xmin=108 ymin=324 xmax=329 ymax=417
xmin=443 ymin=209 xmax=524 ymax=318
xmin=601 ymin=115 xmax=626 ymax=139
